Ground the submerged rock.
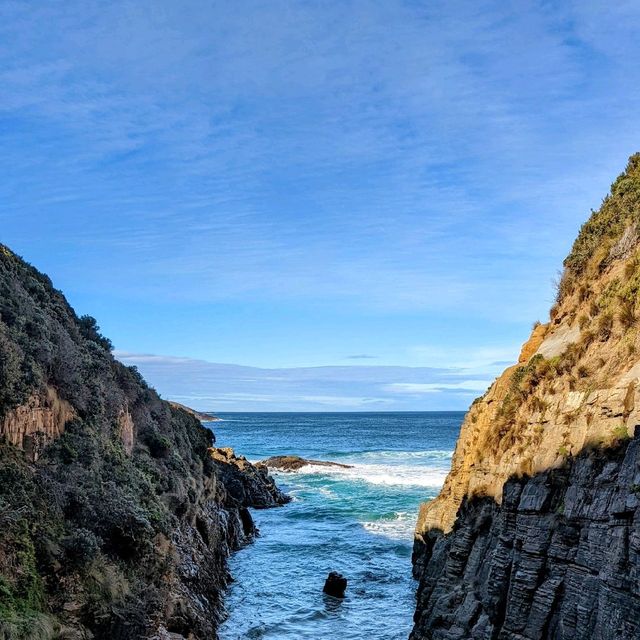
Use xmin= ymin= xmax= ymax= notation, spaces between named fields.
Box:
xmin=258 ymin=455 xmax=353 ymax=471
xmin=323 ymin=571 xmax=347 ymax=598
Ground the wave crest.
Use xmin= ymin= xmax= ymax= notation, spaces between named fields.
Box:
xmin=289 ymin=461 xmax=448 ymax=488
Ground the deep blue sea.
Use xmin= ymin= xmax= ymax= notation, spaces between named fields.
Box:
xmin=214 ymin=412 xmax=464 ymax=640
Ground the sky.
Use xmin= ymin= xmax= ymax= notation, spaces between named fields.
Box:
xmin=2 ymin=1 xmax=640 ymax=411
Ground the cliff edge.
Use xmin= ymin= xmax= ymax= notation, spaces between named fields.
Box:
xmin=0 ymin=245 xmax=287 ymax=640
xmin=412 ymin=154 xmax=640 ymax=639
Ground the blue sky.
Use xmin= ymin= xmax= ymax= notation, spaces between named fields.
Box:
xmin=2 ymin=1 xmax=640 ymax=410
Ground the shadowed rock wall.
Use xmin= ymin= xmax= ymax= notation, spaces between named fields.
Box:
xmin=411 ymin=439 xmax=640 ymax=639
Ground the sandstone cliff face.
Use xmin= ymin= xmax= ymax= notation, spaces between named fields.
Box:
xmin=412 ymin=155 xmax=640 ymax=639
xmin=1 ymin=386 xmax=74 ymax=460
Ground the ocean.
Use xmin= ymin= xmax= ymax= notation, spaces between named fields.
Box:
xmin=214 ymin=412 xmax=464 ymax=640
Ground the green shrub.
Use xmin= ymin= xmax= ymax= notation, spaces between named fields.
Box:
xmin=612 ymin=424 xmax=629 ymax=442
xmin=78 ymin=315 xmax=113 ymax=352
xmin=577 ymin=364 xmax=590 ymax=378
xmin=145 ymin=431 xmax=172 ymax=458
xmin=619 ymin=297 xmax=637 ymax=329
xmin=578 ymin=284 xmax=591 ymax=302
xmin=62 ymin=528 xmax=102 ymax=568
xmin=0 ymin=245 xmax=239 ymax=637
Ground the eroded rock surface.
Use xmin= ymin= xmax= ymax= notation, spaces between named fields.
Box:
xmin=1 ymin=386 xmax=74 ymax=460
xmin=211 ymin=447 xmax=291 ymax=508
xmin=412 ymin=440 xmax=640 ymax=639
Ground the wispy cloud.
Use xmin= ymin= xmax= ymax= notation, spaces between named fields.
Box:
xmin=406 ymin=344 xmax=521 ymax=373
xmin=116 ymin=350 xmax=491 ymax=411
xmin=385 ymin=381 xmax=491 ymax=395
xmin=2 ymin=1 xmax=640 ymax=381
xmin=2 ymin=1 xmax=639 ymax=320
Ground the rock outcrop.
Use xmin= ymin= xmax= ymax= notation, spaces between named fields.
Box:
xmin=211 ymin=448 xmax=291 ymax=508
xmin=412 ymin=154 xmax=640 ymax=639
xmin=0 ymin=245 xmax=286 ymax=640
xmin=1 ymin=386 xmax=75 ymax=460
xmin=259 ymin=454 xmax=354 ymax=471
xmin=323 ymin=571 xmax=348 ymax=599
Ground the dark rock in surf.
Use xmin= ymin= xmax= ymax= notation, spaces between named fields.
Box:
xmin=258 ymin=455 xmax=353 ymax=472
xmin=323 ymin=571 xmax=347 ymax=598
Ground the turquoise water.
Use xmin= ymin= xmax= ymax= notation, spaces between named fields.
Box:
xmin=215 ymin=412 xmax=464 ymax=640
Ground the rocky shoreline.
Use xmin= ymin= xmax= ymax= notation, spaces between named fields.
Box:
xmin=168 ymin=401 xmax=221 ymax=422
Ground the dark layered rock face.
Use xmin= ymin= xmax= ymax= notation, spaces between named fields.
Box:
xmin=411 ymin=437 xmax=640 ymax=640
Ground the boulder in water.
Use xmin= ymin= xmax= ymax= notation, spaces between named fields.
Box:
xmin=323 ymin=571 xmax=347 ymax=598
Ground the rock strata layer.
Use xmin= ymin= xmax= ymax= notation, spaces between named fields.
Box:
xmin=412 ymin=441 xmax=640 ymax=639
xmin=1 ymin=386 xmax=74 ymax=460
xmin=412 ymin=155 xmax=640 ymax=639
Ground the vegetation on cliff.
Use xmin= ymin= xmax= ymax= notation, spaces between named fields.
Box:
xmin=563 ymin=153 xmax=640 ymax=278
xmin=0 ymin=245 xmax=287 ymax=639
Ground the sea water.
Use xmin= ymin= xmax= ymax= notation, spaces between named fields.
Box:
xmin=215 ymin=412 xmax=463 ymax=640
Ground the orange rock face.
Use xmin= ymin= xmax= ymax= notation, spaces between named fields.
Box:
xmin=118 ymin=406 xmax=135 ymax=455
xmin=417 ymin=193 xmax=640 ymax=540
xmin=517 ymin=322 xmax=548 ymax=362
xmin=1 ymin=386 xmax=75 ymax=460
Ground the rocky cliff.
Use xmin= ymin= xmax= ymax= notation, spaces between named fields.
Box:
xmin=0 ymin=245 xmax=288 ymax=640
xmin=412 ymin=154 xmax=640 ymax=639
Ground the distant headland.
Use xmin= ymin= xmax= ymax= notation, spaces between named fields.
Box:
xmin=168 ymin=401 xmax=221 ymax=422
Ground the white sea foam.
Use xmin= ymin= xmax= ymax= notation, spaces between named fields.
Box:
xmin=351 ymin=449 xmax=453 ymax=461
xmin=292 ymin=461 xmax=449 ymax=488
xmin=317 ymin=486 xmax=338 ymax=499
xmin=361 ymin=511 xmax=417 ymax=540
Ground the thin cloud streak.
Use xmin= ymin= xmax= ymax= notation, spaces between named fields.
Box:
xmin=2 ymin=1 xmax=639 ymax=319
xmin=1 ymin=1 xmax=640 ymax=391
xmin=385 ymin=381 xmax=492 ymax=395
xmin=116 ymin=351 xmax=496 ymax=411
